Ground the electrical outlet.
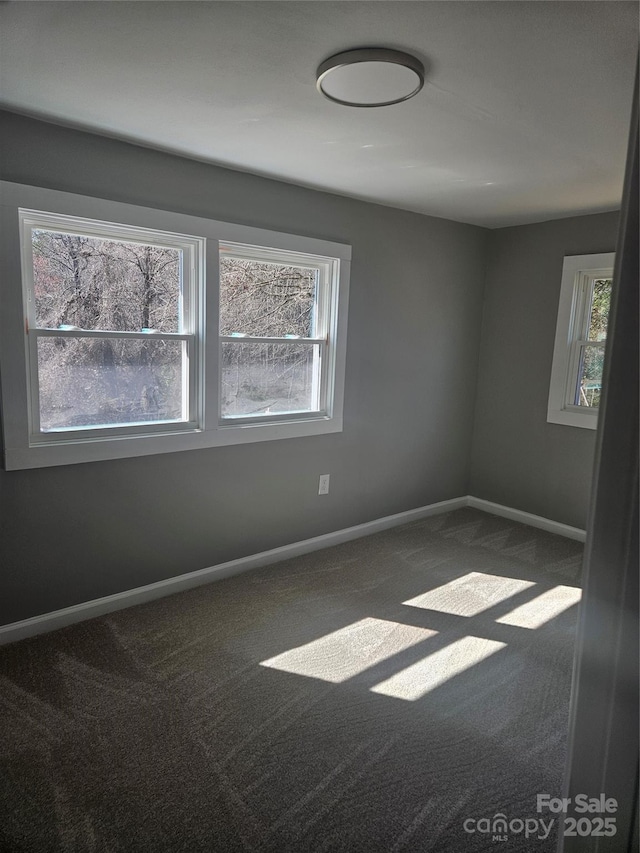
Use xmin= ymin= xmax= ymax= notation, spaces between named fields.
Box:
xmin=318 ymin=474 xmax=330 ymax=495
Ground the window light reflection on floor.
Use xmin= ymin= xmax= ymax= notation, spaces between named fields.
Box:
xmin=370 ymin=636 xmax=507 ymax=701
xmin=496 ymin=585 xmax=582 ymax=628
xmin=260 ymin=617 xmax=437 ymax=683
xmin=259 ymin=574 xmax=582 ymax=702
xmin=403 ymin=572 xmax=535 ymax=617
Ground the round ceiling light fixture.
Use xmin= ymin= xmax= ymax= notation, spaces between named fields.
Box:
xmin=316 ymin=48 xmax=425 ymax=108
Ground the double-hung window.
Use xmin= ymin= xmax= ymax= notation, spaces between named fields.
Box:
xmin=0 ymin=182 xmax=350 ymax=468
xmin=219 ymin=244 xmax=337 ymax=423
xmin=547 ymin=252 xmax=615 ymax=429
xmin=21 ymin=211 xmax=201 ymax=438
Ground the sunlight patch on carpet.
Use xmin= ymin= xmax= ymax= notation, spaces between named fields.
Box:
xmin=260 ymin=617 xmax=436 ymax=683
xmin=370 ymin=636 xmax=507 ymax=701
xmin=403 ymin=572 xmax=535 ymax=617
xmin=496 ymin=585 xmax=582 ymax=628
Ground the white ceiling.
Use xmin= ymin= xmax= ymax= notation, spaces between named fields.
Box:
xmin=0 ymin=1 xmax=637 ymax=228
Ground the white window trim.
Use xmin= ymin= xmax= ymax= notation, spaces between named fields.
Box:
xmin=547 ymin=252 xmax=615 ymax=429
xmin=0 ymin=182 xmax=351 ymax=469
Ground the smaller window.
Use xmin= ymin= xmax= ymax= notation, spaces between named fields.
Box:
xmin=548 ymin=252 xmax=615 ymax=429
xmin=218 ymin=244 xmax=337 ymax=424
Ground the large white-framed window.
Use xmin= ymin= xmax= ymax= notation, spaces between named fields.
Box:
xmin=0 ymin=182 xmax=350 ymax=469
xmin=20 ymin=210 xmax=203 ymax=441
xmin=547 ymin=252 xmax=615 ymax=429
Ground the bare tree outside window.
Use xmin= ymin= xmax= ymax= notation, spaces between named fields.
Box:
xmin=219 ymin=256 xmax=322 ymax=417
xmin=32 ymin=229 xmax=185 ymax=429
xmin=576 ymin=278 xmax=612 ymax=409
xmin=4 ymin=190 xmax=348 ymax=469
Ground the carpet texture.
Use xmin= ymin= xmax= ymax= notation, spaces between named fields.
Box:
xmin=0 ymin=508 xmax=583 ymax=852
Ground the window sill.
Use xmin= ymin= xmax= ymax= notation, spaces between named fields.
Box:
xmin=4 ymin=414 xmax=343 ymax=470
xmin=547 ymin=408 xmax=599 ymax=430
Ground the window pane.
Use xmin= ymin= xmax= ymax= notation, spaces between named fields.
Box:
xmin=588 ymin=279 xmax=612 ymax=342
xmin=576 ymin=345 xmax=604 ymax=408
xmin=221 ymin=342 xmax=320 ymax=417
xmin=32 ymin=229 xmax=181 ymax=333
xmin=219 ymin=256 xmax=317 ymax=337
xmin=37 ymin=337 xmax=185 ymax=430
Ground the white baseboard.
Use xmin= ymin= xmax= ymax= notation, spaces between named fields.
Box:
xmin=0 ymin=496 xmax=467 ymax=645
xmin=0 ymin=495 xmax=586 ymax=645
xmin=467 ymin=496 xmax=586 ymax=542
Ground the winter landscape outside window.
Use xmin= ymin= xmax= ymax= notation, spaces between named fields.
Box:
xmin=0 ymin=183 xmax=350 ymax=469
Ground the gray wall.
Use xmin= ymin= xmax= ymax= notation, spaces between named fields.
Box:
xmin=0 ymin=111 xmax=487 ymax=624
xmin=469 ymin=211 xmax=619 ymax=529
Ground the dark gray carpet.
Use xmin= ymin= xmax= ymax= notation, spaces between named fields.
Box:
xmin=0 ymin=508 xmax=583 ymax=852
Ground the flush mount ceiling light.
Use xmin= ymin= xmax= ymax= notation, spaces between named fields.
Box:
xmin=316 ymin=48 xmax=425 ymax=107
